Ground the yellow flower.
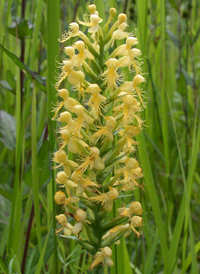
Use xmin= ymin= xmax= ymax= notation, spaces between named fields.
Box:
xmin=115 ymin=157 xmax=139 ymax=183
xmin=64 ymin=46 xmax=75 ymax=60
xmin=117 ymin=201 xmax=143 ymax=218
xmin=56 ymin=171 xmax=76 ymax=196
xmin=59 ymin=22 xmax=80 ymax=43
xmin=121 ymin=75 xmax=146 ymax=106
xmin=71 ymin=170 xmax=100 ymax=197
xmin=92 ymin=116 xmax=116 ymax=143
xmin=89 ymin=247 xmax=113 ymax=270
xmin=78 ymin=14 xmax=103 ymax=33
xmin=71 ymin=105 xmax=94 ymax=133
xmin=102 ymin=58 xmax=122 ymax=91
xmin=131 ymin=216 xmax=143 ymax=238
xmin=73 ymin=40 xmax=94 ymax=69
xmin=111 ymin=21 xmax=129 ymax=46
xmin=89 ymin=186 xmax=118 ymax=212
xmin=55 ymin=214 xmax=74 ymax=235
xmin=86 ymin=84 xmax=106 ymax=118
xmin=77 ymin=147 xmax=105 ymax=172
xmin=113 ymin=94 xmax=142 ymax=127
xmin=56 ymin=60 xmax=85 ymax=88
xmin=117 ymin=125 xmax=140 ymax=149
xmin=51 ymin=89 xmax=70 ymax=119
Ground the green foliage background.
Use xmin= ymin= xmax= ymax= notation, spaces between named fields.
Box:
xmin=0 ymin=0 xmax=199 ymax=273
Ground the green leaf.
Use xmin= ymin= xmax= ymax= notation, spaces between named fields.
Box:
xmin=0 ymin=44 xmax=46 ymax=93
xmin=168 ymin=0 xmax=179 ymax=10
xmin=192 ymin=27 xmax=200 ymax=45
xmin=0 ymin=80 xmax=14 ymax=92
xmin=181 ymin=69 xmax=194 ymax=89
xmin=0 ymin=110 xmax=16 ymax=150
xmin=7 ymin=19 xmax=33 ymax=39
xmin=24 ymin=140 xmax=51 ymax=188
xmin=0 ymin=257 xmax=9 ymax=274
xmin=6 ymin=70 xmax=16 ymax=90
xmin=25 ymin=229 xmax=54 ymax=274
xmin=60 ymin=236 xmax=94 ymax=252
xmin=177 ymin=72 xmax=187 ymax=95
xmin=166 ymin=30 xmax=179 ymax=48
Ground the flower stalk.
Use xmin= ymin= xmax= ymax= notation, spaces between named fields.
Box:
xmin=52 ymin=4 xmax=146 ymax=273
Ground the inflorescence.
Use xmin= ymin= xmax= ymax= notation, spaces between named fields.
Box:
xmin=53 ymin=4 xmax=145 ymax=271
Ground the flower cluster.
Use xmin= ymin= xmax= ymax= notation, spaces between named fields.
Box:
xmin=53 ymin=4 xmax=145 ymax=271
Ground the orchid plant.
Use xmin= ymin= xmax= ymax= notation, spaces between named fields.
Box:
xmin=52 ymin=4 xmax=145 ymax=273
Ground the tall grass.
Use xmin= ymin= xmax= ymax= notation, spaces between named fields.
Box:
xmin=0 ymin=0 xmax=199 ymax=273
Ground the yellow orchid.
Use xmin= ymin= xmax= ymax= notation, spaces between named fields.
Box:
xmin=92 ymin=116 xmax=116 ymax=143
xmin=73 ymin=40 xmax=95 ymax=69
xmin=89 ymin=247 xmax=113 ymax=270
xmin=89 ymin=186 xmax=119 ymax=212
xmin=55 ymin=214 xmax=74 ymax=236
xmin=102 ymin=58 xmax=122 ymax=91
xmin=86 ymin=84 xmax=106 ymax=118
xmin=77 ymin=147 xmax=105 ymax=172
xmin=53 ymin=5 xmax=147 ymax=272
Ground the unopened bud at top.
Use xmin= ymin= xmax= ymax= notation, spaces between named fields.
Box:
xmin=109 ymin=8 xmax=117 ymax=17
xmin=88 ymin=4 xmax=96 ymax=14
xmin=118 ymin=13 xmax=127 ymax=24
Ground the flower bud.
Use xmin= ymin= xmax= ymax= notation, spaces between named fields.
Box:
xmin=103 ymin=246 xmax=112 ymax=256
xmin=63 ymin=227 xmax=72 ymax=236
xmin=58 ymin=111 xmax=72 ymax=123
xmin=54 ymin=150 xmax=67 ymax=163
xmin=104 ymin=200 xmax=113 ymax=212
xmin=118 ymin=13 xmax=127 ymax=24
xmin=88 ymin=4 xmax=96 ymax=14
xmin=109 ymin=8 xmax=117 ymax=17
xmin=129 ymin=201 xmax=143 ymax=215
xmin=54 ymin=191 xmax=66 ymax=205
xmin=73 ymin=222 xmax=84 ymax=234
xmin=104 ymin=257 xmax=114 ymax=267
xmin=75 ymin=209 xmax=87 ymax=222
xmin=56 ymin=171 xmax=67 ymax=184
xmin=68 ymin=139 xmax=79 ymax=154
